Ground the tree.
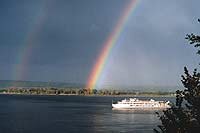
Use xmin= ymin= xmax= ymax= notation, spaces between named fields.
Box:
xmin=154 ymin=20 xmax=200 ymax=133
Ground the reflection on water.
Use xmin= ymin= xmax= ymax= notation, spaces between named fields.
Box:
xmin=112 ymin=108 xmax=164 ymax=112
xmin=0 ymin=95 xmax=175 ymax=133
xmin=92 ymin=107 xmax=159 ymax=132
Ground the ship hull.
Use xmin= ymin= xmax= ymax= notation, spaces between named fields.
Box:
xmin=112 ymin=103 xmax=170 ymax=109
xmin=112 ymin=98 xmax=171 ymax=109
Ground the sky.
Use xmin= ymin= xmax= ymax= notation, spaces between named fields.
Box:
xmin=0 ymin=0 xmax=200 ymax=88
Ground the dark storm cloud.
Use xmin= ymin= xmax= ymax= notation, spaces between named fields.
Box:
xmin=98 ymin=0 xmax=200 ymax=88
xmin=0 ymin=0 xmax=200 ymax=86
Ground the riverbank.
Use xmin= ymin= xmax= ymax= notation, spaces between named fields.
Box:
xmin=0 ymin=87 xmax=176 ymax=97
xmin=0 ymin=92 xmax=175 ymax=97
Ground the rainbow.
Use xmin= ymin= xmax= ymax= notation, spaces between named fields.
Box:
xmin=86 ymin=0 xmax=139 ymax=90
xmin=13 ymin=2 xmax=51 ymax=81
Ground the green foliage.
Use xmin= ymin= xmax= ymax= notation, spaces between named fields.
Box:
xmin=155 ymin=20 xmax=200 ymax=133
xmin=155 ymin=68 xmax=200 ymax=133
xmin=1 ymin=87 xmax=173 ymax=96
xmin=185 ymin=19 xmax=200 ymax=55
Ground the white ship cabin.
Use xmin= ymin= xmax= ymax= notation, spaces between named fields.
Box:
xmin=117 ymin=98 xmax=169 ymax=108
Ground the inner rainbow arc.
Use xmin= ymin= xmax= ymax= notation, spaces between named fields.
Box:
xmin=86 ymin=0 xmax=138 ymax=90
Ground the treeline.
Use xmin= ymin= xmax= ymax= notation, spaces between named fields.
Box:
xmin=0 ymin=87 xmax=175 ymax=96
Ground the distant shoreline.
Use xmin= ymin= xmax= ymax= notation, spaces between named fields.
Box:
xmin=0 ymin=87 xmax=176 ymax=97
xmin=0 ymin=92 xmax=175 ymax=97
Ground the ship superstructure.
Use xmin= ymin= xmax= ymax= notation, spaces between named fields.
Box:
xmin=112 ymin=98 xmax=170 ymax=109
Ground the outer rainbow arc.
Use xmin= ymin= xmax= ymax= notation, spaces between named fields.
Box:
xmin=13 ymin=1 xmax=53 ymax=81
xmin=86 ymin=0 xmax=138 ymax=90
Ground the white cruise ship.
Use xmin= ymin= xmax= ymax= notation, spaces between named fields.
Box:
xmin=112 ymin=98 xmax=170 ymax=109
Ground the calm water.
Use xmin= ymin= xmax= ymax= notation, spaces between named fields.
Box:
xmin=0 ymin=95 xmax=175 ymax=133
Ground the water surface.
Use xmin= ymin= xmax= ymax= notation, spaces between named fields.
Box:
xmin=0 ymin=95 xmax=175 ymax=133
